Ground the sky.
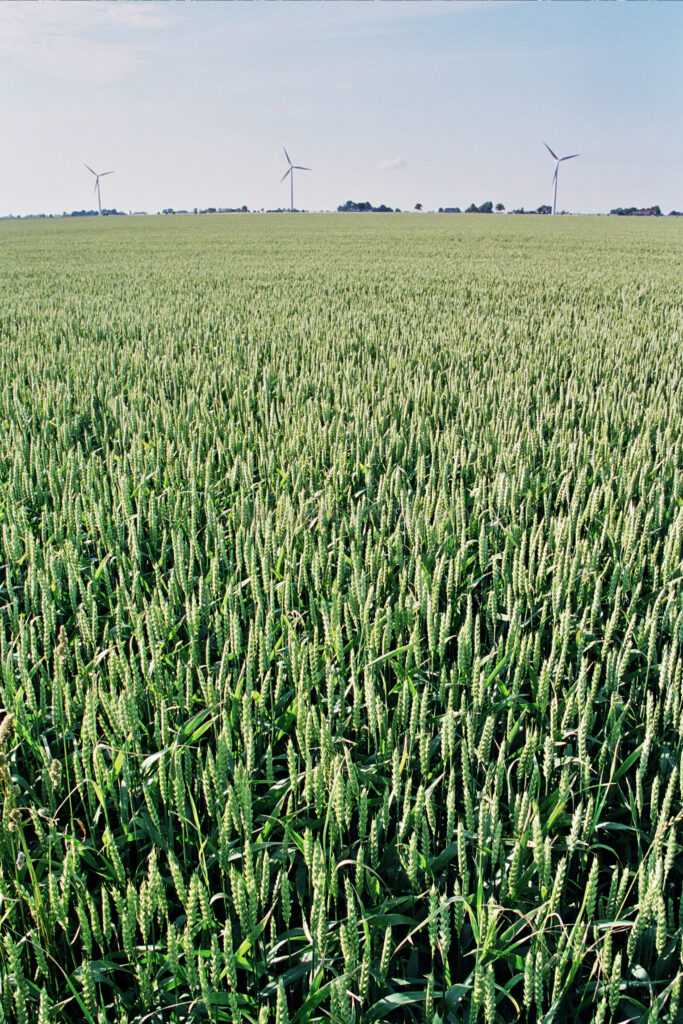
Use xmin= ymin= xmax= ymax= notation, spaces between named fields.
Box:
xmin=1 ymin=1 xmax=681 ymax=217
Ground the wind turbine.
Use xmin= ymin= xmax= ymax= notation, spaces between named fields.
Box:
xmin=279 ymin=147 xmax=311 ymax=212
xmin=543 ymin=143 xmax=579 ymax=215
xmin=85 ymin=163 xmax=114 ymax=215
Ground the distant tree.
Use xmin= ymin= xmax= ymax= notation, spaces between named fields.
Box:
xmin=465 ymin=203 xmax=478 ymax=213
xmin=610 ymin=205 xmax=662 ymax=217
xmin=537 ymin=205 xmax=552 ymax=215
xmin=414 ymin=203 xmax=423 ymax=212
xmin=495 ymin=203 xmax=505 ymax=212
xmin=337 ymin=200 xmax=393 ymax=213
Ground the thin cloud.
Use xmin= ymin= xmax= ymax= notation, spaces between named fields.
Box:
xmin=378 ymin=158 xmax=407 ymax=171
xmin=275 ymin=1 xmax=515 ymax=43
xmin=0 ymin=2 xmax=181 ymax=83
xmin=98 ymin=5 xmax=181 ymax=30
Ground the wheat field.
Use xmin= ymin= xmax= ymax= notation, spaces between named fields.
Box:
xmin=0 ymin=213 xmax=682 ymax=1023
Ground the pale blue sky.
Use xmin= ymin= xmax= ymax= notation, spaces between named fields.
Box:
xmin=1 ymin=1 xmax=681 ymax=216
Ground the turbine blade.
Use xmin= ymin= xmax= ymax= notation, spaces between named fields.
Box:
xmin=94 ymin=180 xmax=99 ymax=193
xmin=283 ymin=146 xmax=292 ymax=166
xmin=84 ymin=163 xmax=97 ymax=175
xmin=293 ymin=166 xmax=312 ymax=171
xmin=543 ymin=141 xmax=558 ymax=161
xmin=552 ymin=166 xmax=558 ymax=184
xmin=560 ymin=154 xmax=579 ymax=161
xmin=99 ymin=171 xmax=114 ymax=176
xmin=279 ymin=169 xmax=292 ymax=183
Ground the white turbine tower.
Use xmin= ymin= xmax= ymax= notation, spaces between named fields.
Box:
xmin=85 ymin=163 xmax=114 ymax=216
xmin=543 ymin=142 xmax=579 ymax=215
xmin=279 ymin=147 xmax=311 ymax=212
